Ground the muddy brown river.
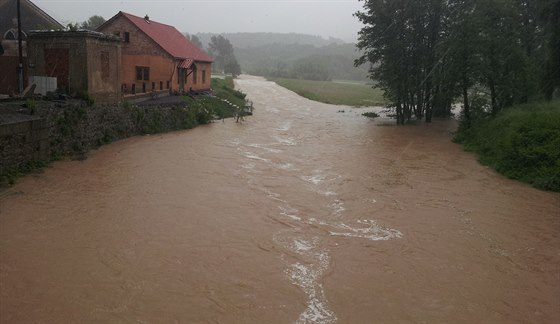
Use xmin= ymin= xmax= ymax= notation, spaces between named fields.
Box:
xmin=1 ymin=76 xmax=559 ymax=323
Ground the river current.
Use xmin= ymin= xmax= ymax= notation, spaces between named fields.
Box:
xmin=1 ymin=76 xmax=559 ymax=323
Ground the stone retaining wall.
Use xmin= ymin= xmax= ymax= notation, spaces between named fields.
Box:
xmin=0 ymin=98 xmax=197 ymax=179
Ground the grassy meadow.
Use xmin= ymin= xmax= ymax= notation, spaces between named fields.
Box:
xmin=269 ymin=78 xmax=386 ymax=107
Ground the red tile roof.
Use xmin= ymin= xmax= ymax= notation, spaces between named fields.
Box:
xmin=102 ymin=11 xmax=212 ymax=63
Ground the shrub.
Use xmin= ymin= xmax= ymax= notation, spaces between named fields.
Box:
xmin=455 ymin=101 xmax=560 ymax=191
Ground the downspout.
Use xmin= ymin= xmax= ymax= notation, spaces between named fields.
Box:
xmin=17 ymin=0 xmax=24 ymax=94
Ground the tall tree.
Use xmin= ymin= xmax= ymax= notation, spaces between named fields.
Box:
xmin=356 ymin=0 xmax=554 ymax=125
xmin=208 ymin=35 xmax=241 ymax=76
xmin=81 ymin=15 xmax=106 ymax=30
xmin=185 ymin=33 xmax=204 ymax=49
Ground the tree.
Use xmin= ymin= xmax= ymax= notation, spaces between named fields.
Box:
xmin=355 ymin=0 xmax=554 ymax=125
xmin=208 ymin=35 xmax=241 ymax=77
xmin=185 ymin=33 xmax=204 ymax=49
xmin=81 ymin=15 xmax=106 ymax=31
xmin=224 ymin=56 xmax=241 ymax=77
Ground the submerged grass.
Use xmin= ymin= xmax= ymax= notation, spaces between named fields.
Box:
xmin=269 ymin=78 xmax=385 ymax=107
xmin=454 ymin=101 xmax=560 ymax=191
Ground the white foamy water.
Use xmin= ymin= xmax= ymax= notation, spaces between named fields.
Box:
xmin=243 ymin=151 xmax=270 ymax=163
xmin=328 ymin=200 xmax=345 ymax=217
xmin=289 ymin=253 xmax=337 ymax=324
xmin=279 ymin=205 xmax=302 ymax=221
xmin=273 ymin=135 xmax=297 ymax=146
xmin=247 ymin=143 xmax=283 ymax=154
xmin=328 ymin=220 xmax=403 ymax=241
xmin=274 ymin=163 xmax=297 ymax=171
xmin=276 ymin=121 xmax=293 ymax=131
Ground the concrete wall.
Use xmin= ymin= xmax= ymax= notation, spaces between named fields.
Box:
xmin=27 ymin=31 xmax=121 ymax=103
xmin=85 ymin=36 xmax=122 ymax=103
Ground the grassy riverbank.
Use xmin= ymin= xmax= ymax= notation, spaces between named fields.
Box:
xmin=454 ymin=101 xmax=560 ymax=191
xmin=269 ymin=78 xmax=385 ymax=107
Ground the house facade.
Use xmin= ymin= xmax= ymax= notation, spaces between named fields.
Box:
xmin=97 ymin=12 xmax=213 ymax=100
xmin=0 ymin=0 xmax=63 ymax=95
xmin=26 ymin=30 xmax=122 ymax=102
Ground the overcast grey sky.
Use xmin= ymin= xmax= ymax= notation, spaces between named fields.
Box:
xmin=33 ymin=0 xmax=364 ymax=42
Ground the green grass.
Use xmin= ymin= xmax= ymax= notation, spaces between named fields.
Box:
xmin=454 ymin=101 xmax=560 ymax=191
xmin=269 ymin=78 xmax=385 ymax=107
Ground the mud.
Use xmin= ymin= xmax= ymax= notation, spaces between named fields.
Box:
xmin=1 ymin=75 xmax=559 ymax=323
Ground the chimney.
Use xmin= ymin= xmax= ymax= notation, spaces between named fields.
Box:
xmin=144 ymin=14 xmax=150 ymax=22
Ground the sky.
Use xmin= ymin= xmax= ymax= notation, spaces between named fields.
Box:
xmin=33 ymin=0 xmax=365 ymax=42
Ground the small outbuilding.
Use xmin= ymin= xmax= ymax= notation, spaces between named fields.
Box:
xmin=26 ymin=30 xmax=122 ymax=103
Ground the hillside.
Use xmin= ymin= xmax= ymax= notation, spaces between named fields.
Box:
xmin=195 ymin=32 xmax=345 ymax=49
xmin=196 ymin=32 xmax=369 ymax=81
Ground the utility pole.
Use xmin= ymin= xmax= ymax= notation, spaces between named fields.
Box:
xmin=17 ymin=0 xmax=24 ymax=95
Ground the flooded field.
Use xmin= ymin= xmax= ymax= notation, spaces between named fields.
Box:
xmin=1 ymin=76 xmax=559 ymax=323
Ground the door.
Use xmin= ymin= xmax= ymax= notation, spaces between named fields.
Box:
xmin=44 ymin=48 xmax=69 ymax=93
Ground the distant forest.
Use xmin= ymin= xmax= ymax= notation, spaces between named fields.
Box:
xmin=195 ymin=32 xmax=370 ymax=82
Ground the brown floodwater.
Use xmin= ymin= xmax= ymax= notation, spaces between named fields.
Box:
xmin=1 ymin=75 xmax=559 ymax=323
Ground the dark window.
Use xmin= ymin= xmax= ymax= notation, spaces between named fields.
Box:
xmin=160 ymin=81 xmax=163 ymax=90
xmin=202 ymin=70 xmax=206 ymax=84
xmin=132 ymin=84 xmax=136 ymax=94
xmin=124 ymin=32 xmax=130 ymax=43
xmin=136 ymin=67 xmax=143 ymax=80
xmin=152 ymin=82 xmax=155 ymax=90
xmin=143 ymin=68 xmax=149 ymax=81
xmin=5 ymin=30 xmax=15 ymax=40
xmin=166 ymin=81 xmax=170 ymax=89
xmin=142 ymin=83 xmax=146 ymax=93
xmin=136 ymin=66 xmax=150 ymax=81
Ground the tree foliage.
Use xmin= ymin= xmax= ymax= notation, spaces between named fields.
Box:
xmin=81 ymin=15 xmax=106 ymax=31
xmin=185 ymin=33 xmax=204 ymax=49
xmin=208 ymin=35 xmax=241 ymax=77
xmin=355 ymin=0 xmax=558 ymax=125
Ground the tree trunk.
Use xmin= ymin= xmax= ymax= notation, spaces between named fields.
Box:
xmin=462 ymin=72 xmax=470 ymax=122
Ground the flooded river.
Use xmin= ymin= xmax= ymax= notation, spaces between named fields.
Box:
xmin=1 ymin=76 xmax=559 ymax=323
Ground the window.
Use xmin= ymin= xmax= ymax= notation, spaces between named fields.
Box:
xmin=152 ymin=82 xmax=155 ymax=90
xmin=113 ymin=31 xmax=120 ymax=37
xmin=3 ymin=29 xmax=26 ymax=40
xmin=4 ymin=30 xmax=16 ymax=40
xmin=166 ymin=81 xmax=170 ymax=89
xmin=160 ymin=81 xmax=163 ymax=90
xmin=136 ymin=66 xmax=149 ymax=81
xmin=202 ymin=70 xmax=206 ymax=84
xmin=193 ymin=70 xmax=197 ymax=84
xmin=124 ymin=32 xmax=130 ymax=43
xmin=132 ymin=84 xmax=136 ymax=94
xmin=142 ymin=83 xmax=146 ymax=93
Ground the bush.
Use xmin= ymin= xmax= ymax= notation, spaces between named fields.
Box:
xmin=454 ymin=101 xmax=560 ymax=191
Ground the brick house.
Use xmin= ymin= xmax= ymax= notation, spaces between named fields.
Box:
xmin=0 ymin=0 xmax=63 ymax=95
xmin=97 ymin=12 xmax=213 ymax=100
